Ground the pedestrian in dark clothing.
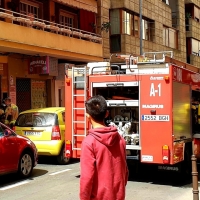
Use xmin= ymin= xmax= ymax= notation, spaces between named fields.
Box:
xmin=80 ymin=95 xmax=128 ymax=200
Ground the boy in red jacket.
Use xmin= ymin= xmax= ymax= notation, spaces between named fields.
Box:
xmin=80 ymin=95 xmax=129 ymax=200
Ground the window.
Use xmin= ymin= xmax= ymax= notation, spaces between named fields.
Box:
xmin=194 ymin=6 xmax=199 ymax=22
xmin=134 ymin=15 xmax=139 ymax=37
xmin=62 ymin=112 xmax=65 ymax=122
xmin=110 ymin=9 xmax=154 ymax=41
xmin=163 ymin=26 xmax=177 ymax=49
xmin=162 ymin=0 xmax=169 ymax=5
xmin=16 ymin=113 xmax=57 ymax=127
xmin=122 ymin=10 xmax=132 ymax=35
xmin=110 ymin=35 xmax=121 ymax=53
xmin=110 ymin=9 xmax=120 ymax=35
xmin=142 ymin=19 xmax=150 ymax=40
xmin=185 ymin=5 xmax=200 ymax=23
xmin=168 ymin=29 xmax=176 ymax=48
xmin=20 ymin=1 xmax=39 ymax=19
xmin=59 ymin=11 xmax=77 ymax=28
xmin=163 ymin=27 xmax=168 ymax=46
xmin=191 ymin=39 xmax=200 ymax=56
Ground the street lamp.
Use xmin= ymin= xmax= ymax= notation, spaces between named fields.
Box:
xmin=139 ymin=0 xmax=143 ymax=55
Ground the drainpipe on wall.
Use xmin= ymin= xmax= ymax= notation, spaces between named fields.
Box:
xmin=139 ymin=0 xmax=143 ymax=55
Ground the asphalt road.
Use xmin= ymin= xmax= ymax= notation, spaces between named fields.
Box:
xmin=0 ymin=157 xmax=197 ymax=200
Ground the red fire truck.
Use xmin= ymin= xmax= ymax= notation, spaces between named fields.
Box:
xmin=65 ymin=51 xmax=200 ymax=173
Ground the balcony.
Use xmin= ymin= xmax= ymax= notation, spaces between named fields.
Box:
xmin=0 ymin=8 xmax=103 ymax=62
xmin=186 ymin=18 xmax=200 ymax=41
xmin=185 ymin=1 xmax=200 ymax=8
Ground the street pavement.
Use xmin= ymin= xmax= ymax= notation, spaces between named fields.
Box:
xmin=0 ymin=157 xmax=198 ymax=200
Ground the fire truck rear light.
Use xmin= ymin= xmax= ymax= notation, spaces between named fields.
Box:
xmin=162 ymin=145 xmax=170 ymax=164
xmin=66 ymin=140 xmax=71 ymax=145
xmin=165 ymin=76 xmax=169 ymax=81
xmin=65 ymin=140 xmax=72 ymax=158
xmin=163 ymin=145 xmax=168 ymax=150
xmin=66 ymin=79 xmax=70 ymax=83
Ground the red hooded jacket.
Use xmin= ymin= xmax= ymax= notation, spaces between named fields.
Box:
xmin=80 ymin=126 xmax=128 ymax=200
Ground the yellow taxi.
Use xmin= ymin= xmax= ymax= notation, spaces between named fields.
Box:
xmin=14 ymin=107 xmax=69 ymax=165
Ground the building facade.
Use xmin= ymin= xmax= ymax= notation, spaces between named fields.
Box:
xmin=99 ymin=0 xmax=200 ymax=68
xmin=1 ymin=0 xmax=200 ymax=112
xmin=0 ymin=0 xmax=102 ymax=112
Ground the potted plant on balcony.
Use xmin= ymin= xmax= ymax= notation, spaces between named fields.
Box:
xmin=101 ymin=22 xmax=111 ymax=33
xmin=90 ymin=22 xmax=111 ymax=33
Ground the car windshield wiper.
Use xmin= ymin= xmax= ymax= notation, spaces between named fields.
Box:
xmin=23 ymin=125 xmax=33 ymax=127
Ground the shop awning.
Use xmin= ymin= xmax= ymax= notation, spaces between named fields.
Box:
xmin=57 ymin=0 xmax=97 ymax=13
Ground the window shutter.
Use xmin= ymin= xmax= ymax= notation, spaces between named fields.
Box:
xmin=194 ymin=6 xmax=199 ymax=20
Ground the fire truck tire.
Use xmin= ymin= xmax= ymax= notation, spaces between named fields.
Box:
xmin=127 ymin=160 xmax=140 ymax=179
xmin=181 ymin=146 xmax=192 ymax=178
xmin=57 ymin=145 xmax=70 ymax=165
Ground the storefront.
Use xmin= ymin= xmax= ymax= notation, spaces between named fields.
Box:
xmin=0 ymin=56 xmax=9 ymax=101
xmin=7 ymin=54 xmax=58 ymax=112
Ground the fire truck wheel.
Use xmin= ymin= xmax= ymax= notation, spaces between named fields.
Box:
xmin=127 ymin=160 xmax=140 ymax=179
xmin=57 ymin=145 xmax=70 ymax=165
xmin=181 ymin=147 xmax=192 ymax=178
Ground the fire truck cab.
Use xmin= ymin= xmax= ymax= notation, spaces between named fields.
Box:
xmin=65 ymin=51 xmax=200 ymax=174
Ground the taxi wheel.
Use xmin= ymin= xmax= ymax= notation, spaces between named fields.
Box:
xmin=57 ymin=145 xmax=70 ymax=165
xmin=18 ymin=151 xmax=33 ymax=178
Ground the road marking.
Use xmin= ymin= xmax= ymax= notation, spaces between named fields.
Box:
xmin=0 ymin=180 xmax=29 ymax=191
xmin=49 ymin=169 xmax=72 ymax=176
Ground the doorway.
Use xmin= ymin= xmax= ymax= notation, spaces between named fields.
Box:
xmin=55 ymin=80 xmax=65 ymax=107
xmin=16 ymin=78 xmax=31 ymax=112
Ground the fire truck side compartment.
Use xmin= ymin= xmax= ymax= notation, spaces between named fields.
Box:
xmin=172 ymin=82 xmax=191 ymax=140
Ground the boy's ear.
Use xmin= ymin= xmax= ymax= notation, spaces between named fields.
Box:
xmin=86 ymin=113 xmax=90 ymax=118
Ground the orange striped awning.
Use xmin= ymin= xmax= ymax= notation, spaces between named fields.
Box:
xmin=57 ymin=0 xmax=97 ymax=13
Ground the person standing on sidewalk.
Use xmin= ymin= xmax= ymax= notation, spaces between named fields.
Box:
xmin=4 ymin=97 xmax=19 ymax=128
xmin=80 ymin=95 xmax=128 ymax=200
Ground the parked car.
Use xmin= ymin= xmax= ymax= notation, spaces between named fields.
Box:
xmin=0 ymin=122 xmax=37 ymax=178
xmin=14 ymin=107 xmax=69 ymax=165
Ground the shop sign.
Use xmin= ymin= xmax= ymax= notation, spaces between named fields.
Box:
xmin=28 ymin=56 xmax=48 ymax=74
xmin=28 ymin=56 xmax=58 ymax=75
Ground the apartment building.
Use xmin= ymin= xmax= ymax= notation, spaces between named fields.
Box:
xmin=0 ymin=0 xmax=102 ymax=111
xmin=100 ymin=0 xmax=200 ymax=68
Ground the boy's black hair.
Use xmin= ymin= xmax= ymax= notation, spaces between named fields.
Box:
xmin=85 ymin=95 xmax=107 ymax=122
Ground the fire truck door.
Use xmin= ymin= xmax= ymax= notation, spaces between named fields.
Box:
xmin=140 ymin=75 xmax=172 ymax=164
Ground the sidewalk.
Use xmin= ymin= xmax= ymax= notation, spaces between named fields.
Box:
xmin=125 ymin=181 xmax=193 ymax=200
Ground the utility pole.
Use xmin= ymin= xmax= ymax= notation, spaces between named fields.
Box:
xmin=139 ymin=0 xmax=143 ymax=55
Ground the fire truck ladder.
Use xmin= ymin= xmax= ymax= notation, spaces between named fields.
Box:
xmin=71 ymin=66 xmax=88 ymax=151
xmin=137 ymin=51 xmax=173 ymax=64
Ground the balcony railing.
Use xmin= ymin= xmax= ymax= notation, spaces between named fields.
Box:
xmin=0 ymin=8 xmax=102 ymax=44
